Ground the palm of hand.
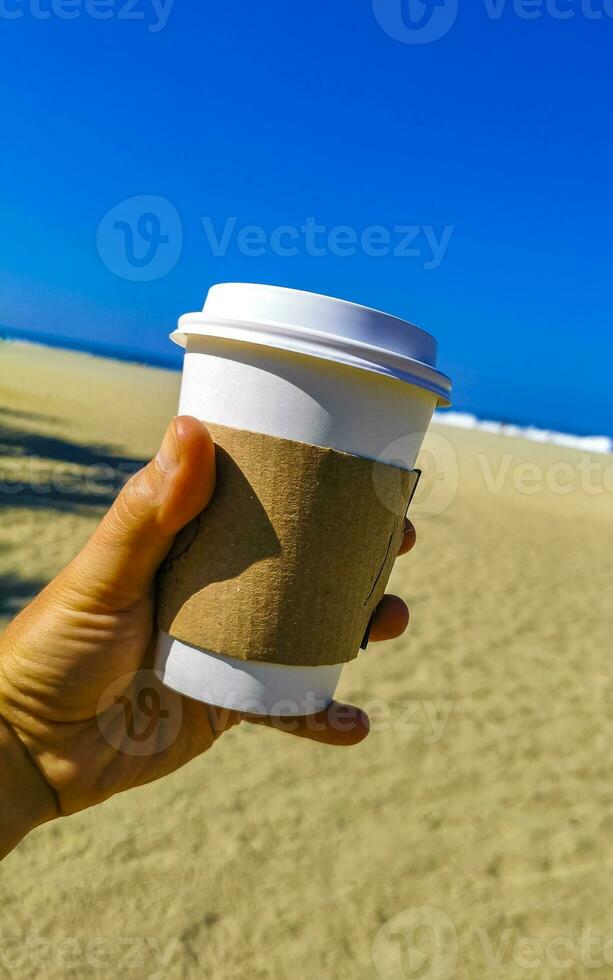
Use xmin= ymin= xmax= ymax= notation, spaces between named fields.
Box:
xmin=0 ymin=576 xmax=222 ymax=817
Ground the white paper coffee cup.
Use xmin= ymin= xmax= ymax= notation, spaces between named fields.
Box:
xmin=155 ymin=283 xmax=451 ymax=716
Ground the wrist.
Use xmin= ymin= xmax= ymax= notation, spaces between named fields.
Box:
xmin=0 ymin=714 xmax=58 ymax=860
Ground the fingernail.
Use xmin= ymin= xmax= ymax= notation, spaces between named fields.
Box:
xmin=156 ymin=422 xmax=181 ymax=475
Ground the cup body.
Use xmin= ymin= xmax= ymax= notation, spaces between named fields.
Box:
xmin=178 ymin=336 xmax=437 ymax=467
xmin=154 ymin=285 xmax=450 ymax=716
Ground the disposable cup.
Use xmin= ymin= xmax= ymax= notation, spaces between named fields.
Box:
xmin=154 ymin=283 xmax=451 ymax=716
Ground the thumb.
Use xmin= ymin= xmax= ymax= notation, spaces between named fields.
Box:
xmin=63 ymin=416 xmax=215 ymax=607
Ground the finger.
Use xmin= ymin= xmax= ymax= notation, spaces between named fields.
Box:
xmin=244 ymin=702 xmax=370 ymax=747
xmin=397 ymin=518 xmax=417 ymax=556
xmin=369 ymin=594 xmax=410 ymax=642
xmin=62 ymin=416 xmax=216 ymax=607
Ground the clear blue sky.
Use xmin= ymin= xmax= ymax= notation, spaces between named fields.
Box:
xmin=1 ymin=1 xmax=611 ymax=435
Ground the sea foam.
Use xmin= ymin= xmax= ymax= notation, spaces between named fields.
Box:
xmin=435 ymin=411 xmax=612 ymax=456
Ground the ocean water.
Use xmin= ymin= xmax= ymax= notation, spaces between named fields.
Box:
xmin=0 ymin=325 xmax=182 ymax=372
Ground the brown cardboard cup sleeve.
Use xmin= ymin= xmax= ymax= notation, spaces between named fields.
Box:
xmin=156 ymin=423 xmax=419 ymax=668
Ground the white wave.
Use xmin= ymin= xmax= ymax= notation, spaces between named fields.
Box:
xmin=434 ymin=411 xmax=612 ymax=455
xmin=2 ymin=337 xmax=33 ymax=348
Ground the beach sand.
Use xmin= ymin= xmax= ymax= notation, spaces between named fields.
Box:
xmin=1 ymin=342 xmax=612 ymax=979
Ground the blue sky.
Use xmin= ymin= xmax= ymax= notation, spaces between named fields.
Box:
xmin=1 ymin=0 xmax=612 ymax=434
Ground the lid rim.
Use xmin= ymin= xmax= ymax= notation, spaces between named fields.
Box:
xmin=172 ymin=314 xmax=452 ymax=407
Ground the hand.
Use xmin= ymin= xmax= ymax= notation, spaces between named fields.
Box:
xmin=0 ymin=417 xmax=414 ymax=851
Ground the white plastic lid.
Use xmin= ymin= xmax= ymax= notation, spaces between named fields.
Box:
xmin=171 ymin=283 xmax=452 ymax=406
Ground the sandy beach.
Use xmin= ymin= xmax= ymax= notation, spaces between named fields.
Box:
xmin=1 ymin=341 xmax=612 ymax=980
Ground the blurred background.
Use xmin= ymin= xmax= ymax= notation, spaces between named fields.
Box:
xmin=1 ymin=2 xmax=612 ymax=978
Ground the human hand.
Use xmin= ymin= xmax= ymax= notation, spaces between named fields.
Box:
xmin=0 ymin=417 xmax=414 ymax=853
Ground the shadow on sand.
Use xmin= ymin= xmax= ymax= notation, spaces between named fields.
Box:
xmin=0 ymin=408 xmax=150 ymax=621
xmin=0 ymin=410 xmax=148 ymax=514
xmin=0 ymin=573 xmax=46 ymax=620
